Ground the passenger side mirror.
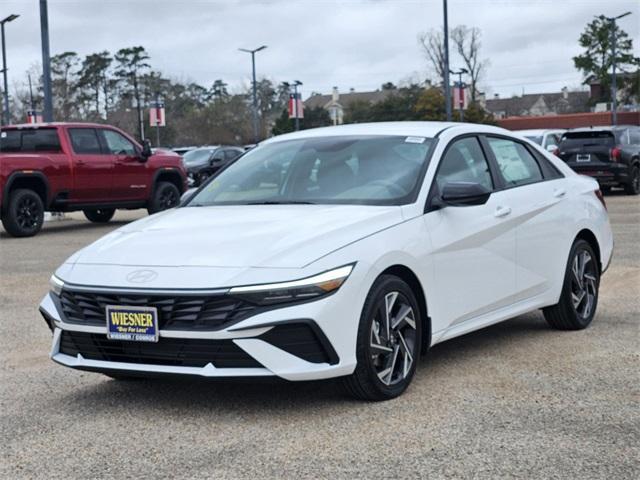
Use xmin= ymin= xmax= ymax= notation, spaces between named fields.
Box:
xmin=439 ymin=182 xmax=491 ymax=207
xmin=140 ymin=139 xmax=152 ymax=161
xmin=546 ymin=144 xmax=558 ymax=152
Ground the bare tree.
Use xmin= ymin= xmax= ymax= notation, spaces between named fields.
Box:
xmin=451 ymin=25 xmax=488 ymax=102
xmin=418 ymin=29 xmax=446 ymax=87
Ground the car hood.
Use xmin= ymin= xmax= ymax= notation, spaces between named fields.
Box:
xmin=68 ymin=204 xmax=404 ymax=269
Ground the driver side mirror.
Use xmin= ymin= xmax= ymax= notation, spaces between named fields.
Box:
xmin=140 ymin=139 xmax=152 ymax=161
xmin=435 ymin=182 xmax=491 ymax=208
xmin=546 ymin=144 xmax=558 ymax=152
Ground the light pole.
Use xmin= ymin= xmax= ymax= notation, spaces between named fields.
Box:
xmin=239 ymin=45 xmax=267 ymax=143
xmin=606 ymin=11 xmax=632 ymax=126
xmin=40 ymin=0 xmax=53 ymax=122
xmin=443 ymin=0 xmax=452 ymax=122
xmin=450 ymin=68 xmax=468 ymax=122
xmin=292 ymin=80 xmax=302 ymax=131
xmin=1 ymin=14 xmax=19 ymax=125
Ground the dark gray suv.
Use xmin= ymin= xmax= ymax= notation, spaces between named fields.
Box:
xmin=182 ymin=146 xmax=244 ymax=186
xmin=557 ymin=125 xmax=640 ymax=195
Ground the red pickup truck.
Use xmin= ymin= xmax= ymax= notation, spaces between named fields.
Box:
xmin=0 ymin=122 xmax=187 ymax=237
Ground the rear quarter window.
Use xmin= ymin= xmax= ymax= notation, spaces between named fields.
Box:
xmin=0 ymin=128 xmax=62 ymax=153
xmin=560 ymin=131 xmax=615 ymax=148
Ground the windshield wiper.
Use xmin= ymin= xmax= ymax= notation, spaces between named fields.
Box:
xmin=246 ymin=200 xmax=316 ymax=205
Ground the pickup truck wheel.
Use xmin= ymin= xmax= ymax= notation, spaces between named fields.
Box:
xmin=624 ymin=165 xmax=639 ymax=195
xmin=1 ymin=189 xmax=45 ymax=237
xmin=83 ymin=208 xmax=115 ymax=223
xmin=147 ymin=181 xmax=180 ymax=214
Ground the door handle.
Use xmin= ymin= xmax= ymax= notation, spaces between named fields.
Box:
xmin=553 ymin=188 xmax=566 ymax=198
xmin=494 ymin=206 xmax=512 ymax=218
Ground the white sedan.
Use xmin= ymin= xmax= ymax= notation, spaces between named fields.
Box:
xmin=41 ymin=122 xmax=613 ymax=401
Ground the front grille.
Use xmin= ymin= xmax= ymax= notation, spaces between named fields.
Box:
xmin=59 ymin=331 xmax=261 ymax=368
xmin=58 ymin=290 xmax=256 ymax=331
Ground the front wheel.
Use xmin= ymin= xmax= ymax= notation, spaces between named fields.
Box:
xmin=147 ymin=181 xmax=180 ymax=215
xmin=83 ymin=208 xmax=115 ymax=223
xmin=343 ymin=275 xmax=422 ymax=401
xmin=543 ymin=239 xmax=600 ymax=330
xmin=624 ymin=165 xmax=639 ymax=195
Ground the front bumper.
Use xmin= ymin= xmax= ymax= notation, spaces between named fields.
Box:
xmin=39 ymin=273 xmax=364 ymax=381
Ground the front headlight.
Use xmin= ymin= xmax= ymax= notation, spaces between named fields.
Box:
xmin=229 ymin=264 xmax=354 ymax=306
xmin=49 ymin=275 xmax=65 ymax=296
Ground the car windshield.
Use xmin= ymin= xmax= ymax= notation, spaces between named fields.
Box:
xmin=187 ymin=135 xmax=434 ymax=206
xmin=183 ymin=149 xmax=214 ymax=164
xmin=524 ymin=135 xmax=543 ymax=145
xmin=560 ymin=131 xmax=615 ymax=148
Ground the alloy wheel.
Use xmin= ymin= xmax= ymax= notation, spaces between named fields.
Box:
xmin=570 ymin=249 xmax=597 ymax=320
xmin=16 ymin=196 xmax=40 ymax=230
xmin=159 ymin=189 xmax=178 ymax=209
xmin=369 ymin=291 xmax=417 ymax=386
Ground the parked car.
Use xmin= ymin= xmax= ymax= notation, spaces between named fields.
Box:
xmin=515 ymin=129 xmax=565 ymax=152
xmin=0 ymin=122 xmax=188 ymax=237
xmin=171 ymin=146 xmax=197 ymax=156
xmin=556 ymin=125 xmax=640 ymax=195
xmin=182 ymin=146 xmax=244 ymax=186
xmin=41 ymin=122 xmax=613 ymax=401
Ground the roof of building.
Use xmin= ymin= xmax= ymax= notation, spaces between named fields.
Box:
xmin=485 ymin=91 xmax=590 ymax=116
xmin=304 ymin=89 xmax=394 ymax=109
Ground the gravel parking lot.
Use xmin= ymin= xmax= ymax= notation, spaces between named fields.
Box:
xmin=1 ymin=195 xmax=638 ymax=479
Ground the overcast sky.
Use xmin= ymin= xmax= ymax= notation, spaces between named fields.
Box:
xmin=2 ymin=0 xmax=639 ymax=99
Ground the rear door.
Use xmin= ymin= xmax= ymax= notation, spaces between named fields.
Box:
xmin=424 ymin=135 xmax=517 ymax=332
xmin=483 ymin=135 xmax=573 ymax=302
xmin=67 ymin=128 xmax=113 ymax=202
xmin=99 ymin=128 xmax=149 ymax=200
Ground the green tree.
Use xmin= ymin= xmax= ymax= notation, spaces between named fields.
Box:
xmin=77 ymin=51 xmax=112 ymax=119
xmin=272 ymin=105 xmax=331 ymax=135
xmin=415 ymin=87 xmax=446 ymax=120
xmin=115 ymin=46 xmax=151 ymax=139
xmin=573 ymin=15 xmax=640 ymax=101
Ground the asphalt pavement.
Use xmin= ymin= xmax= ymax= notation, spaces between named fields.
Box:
xmin=1 ymin=194 xmax=638 ymax=479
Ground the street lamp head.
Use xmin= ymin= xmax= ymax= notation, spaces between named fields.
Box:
xmin=1 ymin=14 xmax=19 ymax=24
xmin=460 ymin=68 xmax=469 ymax=74
xmin=256 ymin=45 xmax=267 ymax=52
xmin=239 ymin=45 xmax=268 ymax=54
xmin=294 ymin=80 xmax=302 ymax=86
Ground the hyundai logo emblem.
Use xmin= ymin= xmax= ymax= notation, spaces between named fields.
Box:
xmin=126 ymin=269 xmax=158 ymax=284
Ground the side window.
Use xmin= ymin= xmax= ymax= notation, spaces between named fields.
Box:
xmin=629 ymin=128 xmax=640 ymax=145
xmin=224 ymin=149 xmax=240 ymax=161
xmin=69 ymin=128 xmax=102 ymax=154
xmin=212 ymin=149 xmax=225 ymax=160
xmin=436 ymin=137 xmax=493 ymax=191
xmin=486 ymin=137 xmax=543 ymax=187
xmin=101 ymin=130 xmax=136 ymax=155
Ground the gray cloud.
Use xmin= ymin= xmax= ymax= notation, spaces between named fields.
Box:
xmin=3 ymin=0 xmax=639 ymax=99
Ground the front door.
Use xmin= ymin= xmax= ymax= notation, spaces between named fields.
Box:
xmin=67 ymin=128 xmax=113 ymax=202
xmin=423 ymin=136 xmax=517 ymax=334
xmin=100 ymin=129 xmax=149 ymax=201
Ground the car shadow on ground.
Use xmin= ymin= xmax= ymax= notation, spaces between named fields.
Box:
xmin=56 ymin=312 xmax=552 ymax=413
xmin=0 ymin=219 xmax=133 ymax=239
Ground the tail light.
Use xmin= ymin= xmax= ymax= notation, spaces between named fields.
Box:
xmin=610 ymin=147 xmax=621 ymax=162
xmin=595 ymin=189 xmax=607 ymax=210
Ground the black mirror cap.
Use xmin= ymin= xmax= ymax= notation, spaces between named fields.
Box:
xmin=441 ymin=181 xmax=491 ymax=207
xmin=140 ymin=139 xmax=153 ymax=160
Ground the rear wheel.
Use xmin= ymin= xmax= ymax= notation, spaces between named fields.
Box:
xmin=543 ymin=239 xmax=600 ymax=330
xmin=83 ymin=208 xmax=115 ymax=223
xmin=343 ymin=275 xmax=421 ymax=401
xmin=624 ymin=165 xmax=639 ymax=195
xmin=1 ymin=189 xmax=44 ymax=237
xmin=147 ymin=181 xmax=180 ymax=215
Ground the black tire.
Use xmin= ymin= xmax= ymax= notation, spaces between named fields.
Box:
xmin=83 ymin=208 xmax=115 ymax=223
xmin=543 ymin=239 xmax=600 ymax=330
xmin=147 ymin=181 xmax=180 ymax=215
xmin=1 ymin=189 xmax=44 ymax=237
xmin=343 ymin=275 xmax=422 ymax=401
xmin=623 ymin=164 xmax=639 ymax=195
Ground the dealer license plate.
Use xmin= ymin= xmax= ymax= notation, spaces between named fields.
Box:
xmin=106 ymin=305 xmax=159 ymax=342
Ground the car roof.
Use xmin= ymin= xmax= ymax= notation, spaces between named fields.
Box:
xmin=6 ymin=122 xmax=112 ymax=129
xmin=262 ymin=121 xmax=510 ymax=144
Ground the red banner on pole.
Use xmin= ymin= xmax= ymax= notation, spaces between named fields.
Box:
xmin=288 ymin=93 xmax=304 ymax=119
xmin=150 ymin=102 xmax=166 ymax=127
